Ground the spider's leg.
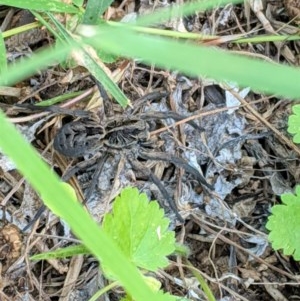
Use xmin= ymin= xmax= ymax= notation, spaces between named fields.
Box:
xmin=139 ymin=150 xmax=213 ymax=190
xmin=23 ymin=204 xmax=46 ymax=232
xmin=139 ymin=111 xmax=204 ymax=131
xmin=84 ymin=153 xmax=109 ymax=202
xmin=62 ymin=153 xmax=109 ymax=203
xmin=23 ymin=154 xmax=107 ymax=231
xmin=127 ymin=155 xmax=184 ymax=223
xmin=61 ymin=155 xmax=100 ymax=182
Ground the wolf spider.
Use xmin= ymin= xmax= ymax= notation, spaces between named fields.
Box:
xmin=23 ymin=111 xmax=213 ymax=230
xmin=56 ymin=110 xmax=214 ymax=218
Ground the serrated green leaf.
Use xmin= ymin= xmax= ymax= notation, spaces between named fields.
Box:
xmin=144 ymin=276 xmax=161 ymax=292
xmin=288 ymin=105 xmax=300 ymax=143
xmin=266 ymin=186 xmax=300 ymax=260
xmin=292 ymin=105 xmax=300 ymax=115
xmin=102 ymin=187 xmax=176 ymax=272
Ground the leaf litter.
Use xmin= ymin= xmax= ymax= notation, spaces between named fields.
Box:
xmin=1 ymin=1 xmax=300 ymax=301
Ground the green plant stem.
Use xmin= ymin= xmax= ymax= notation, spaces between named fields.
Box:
xmin=2 ymin=22 xmax=41 ymax=38
xmin=234 ymin=35 xmax=300 ymax=43
xmin=107 ymin=21 xmax=219 ymax=40
xmin=186 ymin=260 xmax=216 ymax=301
xmin=35 ymin=91 xmax=83 ymax=106
xmin=88 ymin=281 xmax=119 ymax=301
xmin=108 ymin=21 xmax=300 ymax=44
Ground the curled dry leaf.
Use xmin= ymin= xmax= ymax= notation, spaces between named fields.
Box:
xmin=0 ymin=224 xmax=23 ymax=272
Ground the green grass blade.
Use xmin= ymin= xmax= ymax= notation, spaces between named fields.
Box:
xmin=31 ymin=244 xmax=89 ymax=260
xmin=107 ymin=20 xmax=219 ymax=40
xmin=234 ymin=35 xmax=300 ymax=44
xmin=135 ymin=0 xmax=242 ymax=26
xmin=0 ymin=111 xmax=172 ymax=301
xmin=80 ymin=24 xmax=300 ymax=99
xmin=88 ymin=282 xmax=118 ymax=301
xmin=45 ymin=12 xmax=76 ymax=41
xmin=2 ymin=22 xmax=41 ymax=39
xmin=0 ymin=43 xmax=71 ymax=86
xmin=78 ymin=47 xmax=129 ymax=107
xmin=83 ymin=0 xmax=114 ymax=24
xmin=186 ymin=261 xmax=216 ymax=301
xmin=1 ymin=33 xmax=128 ymax=107
xmin=44 ymin=14 xmax=129 ymax=107
xmin=0 ymin=30 xmax=7 ymax=74
xmin=73 ymin=0 xmax=84 ymax=7
xmin=35 ymin=91 xmax=83 ymax=106
xmin=0 ymin=0 xmax=79 ymax=13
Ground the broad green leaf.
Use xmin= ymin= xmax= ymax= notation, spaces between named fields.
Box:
xmin=0 ymin=0 xmax=79 ymax=13
xmin=288 ymin=104 xmax=300 ymax=143
xmin=103 ymin=187 xmax=176 ymax=272
xmin=266 ymin=186 xmax=300 ymax=260
xmin=143 ymin=276 xmax=162 ymax=292
xmin=0 ymin=111 xmax=170 ymax=301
